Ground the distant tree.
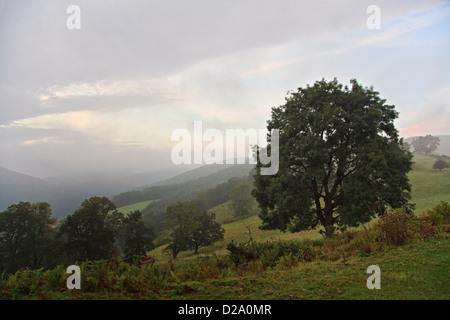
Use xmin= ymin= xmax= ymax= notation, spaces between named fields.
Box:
xmin=122 ymin=210 xmax=155 ymax=265
xmin=190 ymin=211 xmax=224 ymax=254
xmin=0 ymin=202 xmax=57 ymax=272
xmin=164 ymin=202 xmax=199 ymax=259
xmin=164 ymin=202 xmax=225 ymax=258
xmin=59 ymin=196 xmax=117 ymax=262
xmin=253 ymin=78 xmax=414 ymax=238
xmin=432 ymin=158 xmax=449 ymax=171
xmin=411 ymin=135 xmax=440 ymax=155
xmin=228 ymin=182 xmax=256 ymax=217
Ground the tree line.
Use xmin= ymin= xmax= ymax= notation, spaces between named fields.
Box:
xmin=0 ymin=197 xmax=152 ymax=273
xmin=0 ymin=174 xmax=259 ymax=274
xmin=0 ymin=196 xmax=226 ymax=274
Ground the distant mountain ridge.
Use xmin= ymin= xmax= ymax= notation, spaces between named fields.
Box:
xmin=0 ymin=166 xmax=48 ymax=207
xmin=112 ymin=162 xmax=255 ymax=208
xmin=134 ymin=163 xmax=231 ymax=190
xmin=0 ymin=161 xmax=256 ymax=219
xmin=0 ymin=166 xmax=184 ymax=218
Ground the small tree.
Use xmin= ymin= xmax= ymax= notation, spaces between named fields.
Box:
xmin=164 ymin=202 xmax=199 ymax=259
xmin=164 ymin=202 xmax=225 ymax=258
xmin=190 ymin=212 xmax=224 ymax=254
xmin=432 ymin=158 xmax=449 ymax=171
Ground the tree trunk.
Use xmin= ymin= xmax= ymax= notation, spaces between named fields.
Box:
xmin=323 ymin=199 xmax=336 ymax=238
xmin=323 ymin=224 xmax=335 ymax=238
xmin=317 ymin=195 xmax=337 ymax=238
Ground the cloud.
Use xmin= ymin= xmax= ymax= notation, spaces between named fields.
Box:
xmin=21 ymin=137 xmax=60 ymax=146
xmin=398 ymin=85 xmax=450 ymax=137
xmin=0 ymin=0 xmax=448 ymax=178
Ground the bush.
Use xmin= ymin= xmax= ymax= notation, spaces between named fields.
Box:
xmin=376 ymin=209 xmax=412 ymax=246
xmin=415 ymin=217 xmax=437 ymax=240
xmin=424 ymin=201 xmax=450 ymax=225
xmin=226 ymin=240 xmax=318 ymax=270
xmin=349 ymin=228 xmax=379 ymax=255
xmin=406 ymin=201 xmax=450 ymax=241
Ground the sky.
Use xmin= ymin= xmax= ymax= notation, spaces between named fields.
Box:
xmin=0 ymin=0 xmax=449 ymax=179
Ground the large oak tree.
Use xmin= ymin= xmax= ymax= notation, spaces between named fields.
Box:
xmin=253 ymin=78 xmax=413 ymax=238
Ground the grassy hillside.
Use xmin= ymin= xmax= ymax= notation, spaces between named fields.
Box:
xmin=409 ymin=154 xmax=450 ymax=215
xmin=1 ymin=214 xmax=448 ymax=300
xmin=117 ymin=200 xmax=156 ymax=215
xmin=146 ymin=154 xmax=449 ymax=265
xmin=113 ymin=163 xmax=254 ymax=207
xmin=174 ymin=238 xmax=449 ymax=300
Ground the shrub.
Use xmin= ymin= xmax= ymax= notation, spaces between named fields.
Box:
xmin=416 ymin=217 xmax=437 ymax=240
xmin=350 ymin=228 xmax=377 ymax=255
xmin=226 ymin=239 xmax=318 ymax=270
xmin=424 ymin=201 xmax=450 ymax=225
xmin=376 ymin=209 xmax=412 ymax=246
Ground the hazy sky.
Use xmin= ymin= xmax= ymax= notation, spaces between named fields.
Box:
xmin=0 ymin=0 xmax=449 ymax=178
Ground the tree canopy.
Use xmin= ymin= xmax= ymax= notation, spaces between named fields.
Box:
xmin=164 ymin=202 xmax=224 ymax=258
xmin=411 ymin=135 xmax=440 ymax=155
xmin=59 ymin=196 xmax=117 ymax=261
xmin=253 ymin=78 xmax=414 ymax=238
xmin=0 ymin=202 xmax=57 ymax=272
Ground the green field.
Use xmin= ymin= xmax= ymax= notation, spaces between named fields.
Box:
xmin=117 ymin=200 xmax=155 ymax=215
xmin=409 ymin=155 xmax=450 ymax=215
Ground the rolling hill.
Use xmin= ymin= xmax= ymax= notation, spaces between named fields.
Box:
xmin=0 ymin=162 xmax=255 ymax=218
xmin=112 ymin=162 xmax=255 ymax=208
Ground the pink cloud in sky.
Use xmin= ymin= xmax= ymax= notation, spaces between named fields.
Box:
xmin=399 ymin=118 xmax=449 ymax=138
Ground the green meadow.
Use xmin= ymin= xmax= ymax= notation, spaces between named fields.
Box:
xmin=409 ymin=155 xmax=450 ymax=215
xmin=117 ymin=200 xmax=155 ymax=215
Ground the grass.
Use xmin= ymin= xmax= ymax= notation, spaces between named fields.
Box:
xmin=2 ymin=229 xmax=447 ymax=300
xmin=409 ymin=155 xmax=450 ymax=215
xmin=180 ymin=239 xmax=449 ymax=300
xmin=117 ymin=200 xmax=155 ymax=215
